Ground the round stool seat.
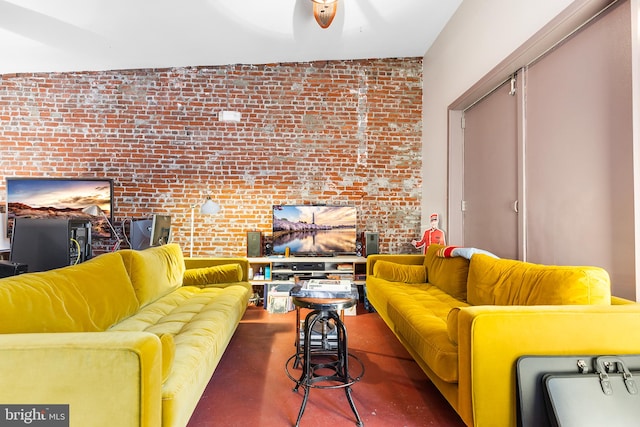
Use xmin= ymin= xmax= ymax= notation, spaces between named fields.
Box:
xmin=293 ymin=296 xmax=356 ymax=310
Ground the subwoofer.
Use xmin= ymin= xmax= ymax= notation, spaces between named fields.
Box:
xmin=355 ymin=239 xmax=364 ymax=257
xmin=247 ymin=231 xmax=263 ymax=257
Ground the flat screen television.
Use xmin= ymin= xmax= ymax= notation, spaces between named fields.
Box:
xmin=6 ymin=177 xmax=114 ymax=239
xmin=150 ymin=214 xmax=171 ymax=247
xmin=272 ymin=205 xmax=357 ymax=256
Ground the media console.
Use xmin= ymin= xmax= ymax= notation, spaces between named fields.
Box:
xmin=247 ymin=256 xmax=367 ymax=313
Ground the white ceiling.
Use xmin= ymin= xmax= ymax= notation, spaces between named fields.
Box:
xmin=0 ymin=0 xmax=462 ymax=74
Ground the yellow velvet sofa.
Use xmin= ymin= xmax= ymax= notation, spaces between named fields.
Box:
xmin=366 ymin=244 xmax=640 ymax=427
xmin=0 ymin=243 xmax=251 ymax=427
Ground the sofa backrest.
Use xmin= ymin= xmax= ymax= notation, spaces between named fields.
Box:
xmin=467 ymin=254 xmax=611 ymax=306
xmin=0 ymin=252 xmax=139 ymax=333
xmin=118 ymin=243 xmax=186 ymax=307
xmin=424 ymin=244 xmax=470 ymax=301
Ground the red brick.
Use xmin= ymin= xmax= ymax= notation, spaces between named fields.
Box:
xmin=0 ymin=59 xmax=423 ymax=255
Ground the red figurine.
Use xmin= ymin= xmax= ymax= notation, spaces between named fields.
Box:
xmin=412 ymin=213 xmax=446 ymax=254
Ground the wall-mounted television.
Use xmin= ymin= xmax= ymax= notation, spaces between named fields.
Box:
xmin=272 ymin=205 xmax=357 ymax=256
xmin=6 ymin=177 xmax=114 ymax=239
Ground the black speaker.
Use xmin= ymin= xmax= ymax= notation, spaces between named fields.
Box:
xmin=0 ymin=260 xmax=28 ymax=278
xmin=365 ymin=232 xmax=379 ymax=256
xmin=263 ymin=235 xmax=273 ymax=256
xmin=247 ymin=231 xmax=262 ymax=257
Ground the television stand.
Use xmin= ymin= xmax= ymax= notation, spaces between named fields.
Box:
xmin=247 ymin=256 xmax=367 ymax=313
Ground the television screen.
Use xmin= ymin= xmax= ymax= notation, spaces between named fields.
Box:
xmin=6 ymin=178 xmax=114 ymax=239
xmin=150 ymin=214 xmax=171 ymax=246
xmin=272 ymin=205 xmax=357 ymax=256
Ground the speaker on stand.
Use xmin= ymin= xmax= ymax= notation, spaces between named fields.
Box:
xmin=247 ymin=231 xmax=263 ymax=257
xmin=364 ymin=232 xmax=379 ymax=256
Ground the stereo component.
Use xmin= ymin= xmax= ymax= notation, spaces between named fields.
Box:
xmin=288 ymin=262 xmax=325 ymax=271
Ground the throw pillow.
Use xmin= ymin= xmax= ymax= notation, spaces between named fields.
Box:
xmin=437 ymin=245 xmax=498 ymax=260
xmin=437 ymin=246 xmax=460 ymax=258
xmin=183 ymin=264 xmax=243 ymax=286
xmin=372 ymin=260 xmax=426 ymax=284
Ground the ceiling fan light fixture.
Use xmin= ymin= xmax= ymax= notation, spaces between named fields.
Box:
xmin=311 ymin=0 xmax=338 ymax=29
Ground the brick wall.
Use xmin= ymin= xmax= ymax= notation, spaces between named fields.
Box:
xmin=0 ymin=58 xmax=423 ymax=256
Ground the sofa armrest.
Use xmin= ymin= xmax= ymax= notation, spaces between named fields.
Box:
xmin=184 ymin=257 xmax=250 ymax=282
xmin=366 ymin=254 xmax=425 ymax=277
xmin=455 ymin=304 xmax=640 ymax=427
xmin=611 ymin=295 xmax=636 ymax=305
xmin=0 ymin=331 xmax=162 ymax=427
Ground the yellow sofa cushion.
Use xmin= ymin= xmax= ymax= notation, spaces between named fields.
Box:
xmin=424 ymin=244 xmax=470 ymax=301
xmin=119 ymin=244 xmax=186 ymax=307
xmin=372 ymin=259 xmax=426 ymax=284
xmin=467 ymin=254 xmax=611 ymax=306
xmin=385 ymin=282 xmax=470 ymax=383
xmin=109 ymin=282 xmax=251 ymax=427
xmin=0 ymin=252 xmax=139 ymax=333
xmin=183 ymin=264 xmax=243 ymax=286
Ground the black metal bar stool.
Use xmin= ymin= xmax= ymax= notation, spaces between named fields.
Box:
xmin=285 ymin=296 xmax=365 ymax=427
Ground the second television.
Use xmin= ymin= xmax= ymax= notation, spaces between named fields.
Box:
xmin=130 ymin=214 xmax=171 ymax=250
xmin=272 ymin=205 xmax=357 ymax=256
xmin=150 ymin=214 xmax=171 ymax=247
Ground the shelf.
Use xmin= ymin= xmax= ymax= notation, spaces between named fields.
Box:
xmin=248 ymin=256 xmax=367 ymax=314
